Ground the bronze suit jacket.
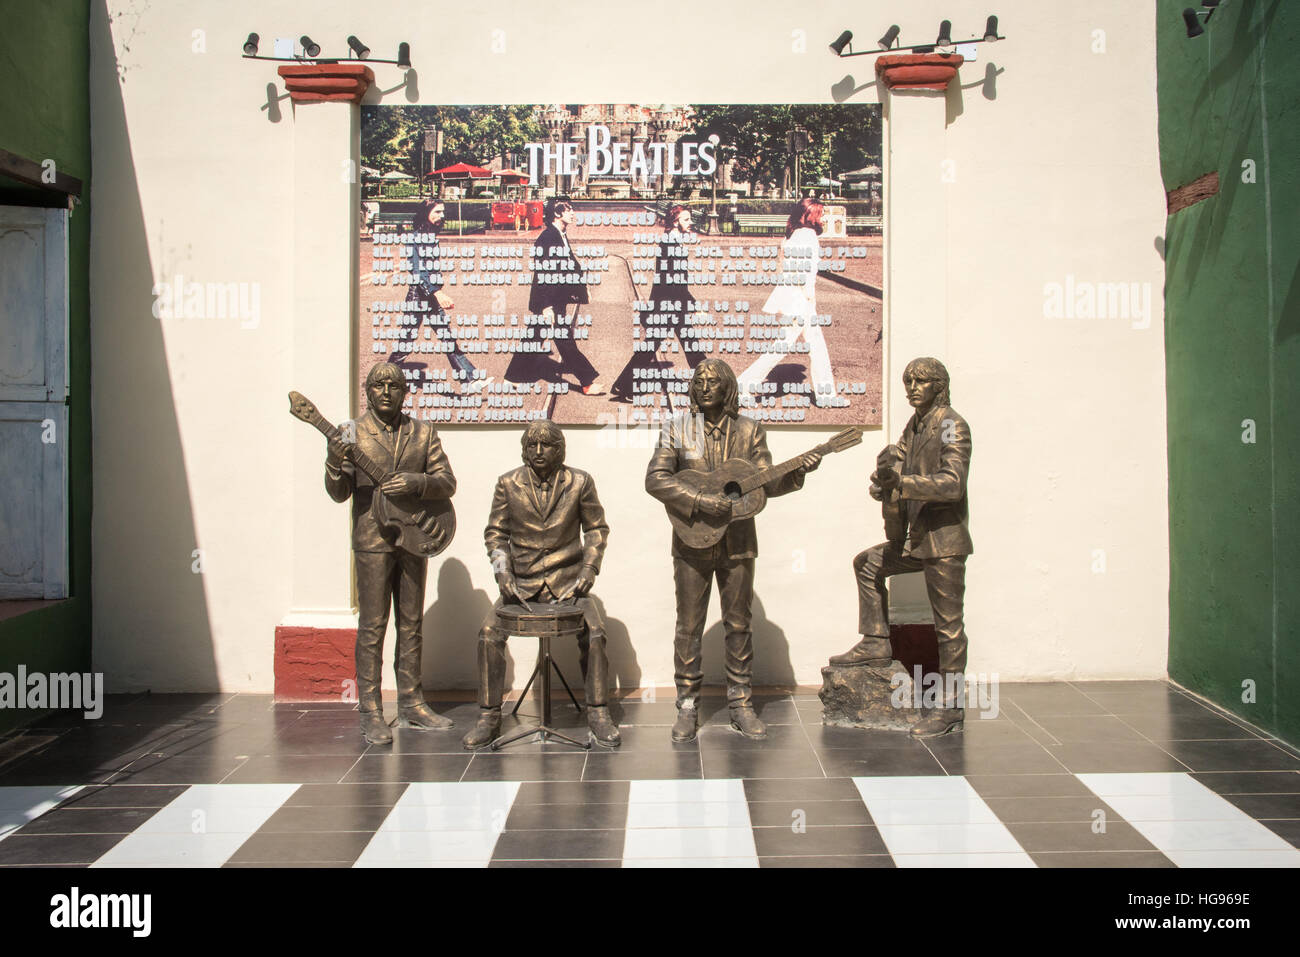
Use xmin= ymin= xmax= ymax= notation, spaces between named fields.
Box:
xmin=484 ymin=465 xmax=609 ymax=597
xmin=895 ymin=404 xmax=973 ymax=559
xmin=325 ymin=410 xmax=457 ymax=553
xmin=645 ymin=412 xmax=804 ymax=561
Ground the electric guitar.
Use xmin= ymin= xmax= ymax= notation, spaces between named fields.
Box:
xmin=288 ymin=391 xmax=456 ymax=558
xmin=667 ymin=427 xmax=864 ymax=549
xmin=875 ymin=446 xmax=907 ymax=542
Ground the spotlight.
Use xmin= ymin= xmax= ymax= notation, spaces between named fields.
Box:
xmin=936 ymin=19 xmax=953 ymax=46
xmin=242 ymin=32 xmax=259 ymax=56
xmin=300 ymin=35 xmax=320 ymax=58
xmin=983 ymin=15 xmax=999 ymax=42
xmin=347 ymin=35 xmax=370 ymax=59
xmin=1183 ymin=8 xmax=1204 ymax=37
xmin=829 ymin=30 xmax=853 ymax=55
xmin=397 ymin=42 xmax=411 ymax=68
xmin=878 ymin=25 xmax=901 ymax=50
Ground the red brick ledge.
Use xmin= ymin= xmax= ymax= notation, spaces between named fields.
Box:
xmin=275 ymin=624 xmax=357 ymax=701
xmin=876 ymin=53 xmax=964 ymax=92
xmin=277 ymin=63 xmax=374 ymax=104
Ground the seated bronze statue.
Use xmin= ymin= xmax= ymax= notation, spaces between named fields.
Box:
xmin=462 ymin=420 xmax=621 ymax=750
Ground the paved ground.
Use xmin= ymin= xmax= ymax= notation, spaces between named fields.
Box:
xmin=1 ymin=681 xmax=1297 ymax=867
xmin=360 ymin=228 xmax=884 ymax=428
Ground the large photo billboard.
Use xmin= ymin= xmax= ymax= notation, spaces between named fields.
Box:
xmin=359 ymin=103 xmax=883 ymax=426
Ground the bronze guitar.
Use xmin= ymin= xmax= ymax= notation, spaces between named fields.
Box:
xmin=288 ymin=391 xmax=456 ymax=558
xmin=875 ymin=446 xmax=907 ymax=542
xmin=667 ymin=427 xmax=864 ymax=549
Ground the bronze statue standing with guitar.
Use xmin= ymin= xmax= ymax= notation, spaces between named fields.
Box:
xmin=291 ymin=361 xmax=458 ymax=746
xmin=646 ymin=359 xmax=859 ymax=742
xmin=830 ymin=357 xmax=973 ymax=737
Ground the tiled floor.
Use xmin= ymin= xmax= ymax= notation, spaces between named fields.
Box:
xmin=0 ymin=681 xmax=1296 ymax=867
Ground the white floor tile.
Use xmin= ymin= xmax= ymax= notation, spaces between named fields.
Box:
xmin=1077 ymin=772 xmax=1300 ymax=867
xmin=379 ymin=803 xmax=511 ymax=832
xmin=354 ymin=781 xmax=520 ymax=867
xmin=623 ymin=857 xmax=760 ymax=868
xmin=628 ymin=779 xmax=747 ymax=804
xmin=893 ymin=852 xmax=1037 ymax=868
xmin=873 ymin=822 xmax=1027 ymax=855
xmin=625 ymin=802 xmax=754 ymax=829
xmin=862 ymin=798 xmax=1000 ymax=827
xmin=852 ymin=776 xmax=973 ymax=801
xmin=622 ymin=826 xmax=758 ymax=860
xmin=354 ymin=829 xmax=502 ymax=865
xmin=0 ymin=785 xmax=82 ymax=839
xmin=398 ymin=781 xmax=521 ymax=807
xmin=91 ymin=784 xmax=298 ymax=868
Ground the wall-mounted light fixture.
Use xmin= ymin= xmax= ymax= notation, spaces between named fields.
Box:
xmin=241 ymin=32 xmax=411 ymax=65
xmin=829 ymin=15 xmax=1004 ymax=58
xmin=1183 ymin=1 xmax=1226 ymax=38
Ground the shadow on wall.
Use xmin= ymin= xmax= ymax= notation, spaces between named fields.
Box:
xmin=701 ymin=590 xmax=796 ymax=690
xmin=423 ymin=558 xmax=492 ymax=690
xmin=90 ymin=1 xmax=216 ymax=692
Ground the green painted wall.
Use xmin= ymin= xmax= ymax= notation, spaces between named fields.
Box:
xmin=0 ymin=0 xmax=93 ymax=732
xmin=1160 ymin=0 xmax=1299 ymax=744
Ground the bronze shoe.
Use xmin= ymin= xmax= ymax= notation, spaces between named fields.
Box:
xmin=729 ymin=705 xmax=768 ymax=740
xmin=670 ymin=705 xmax=699 ymax=744
xmin=587 ymin=706 xmax=621 ymax=749
xmin=396 ymin=701 xmax=454 ymax=731
xmin=360 ymin=710 xmax=393 ymax=746
xmin=461 ymin=708 xmax=502 ymax=751
xmin=828 ymin=637 xmax=894 ymax=667
xmin=910 ymin=708 xmax=965 ymax=737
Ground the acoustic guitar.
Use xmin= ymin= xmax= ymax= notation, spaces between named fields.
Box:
xmin=667 ymin=427 xmax=863 ymax=549
xmin=871 ymin=444 xmax=907 ymax=542
xmin=288 ymin=391 xmax=456 ymax=558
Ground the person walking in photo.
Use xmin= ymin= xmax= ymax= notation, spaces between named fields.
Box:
xmin=735 ymin=198 xmax=840 ymax=408
xmin=506 ymin=199 xmax=606 ymax=395
xmin=610 ymin=204 xmax=707 ymax=404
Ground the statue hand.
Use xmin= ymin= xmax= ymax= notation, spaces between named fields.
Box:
xmin=797 ymin=452 xmax=822 ymax=475
xmin=496 ymin=571 xmax=523 ymax=604
xmin=700 ymin=493 xmax=733 ymax=519
xmin=572 ymin=567 xmax=596 ymax=598
xmin=869 ymin=483 xmax=884 ymax=502
xmin=380 ymin=473 xmax=420 ymax=497
xmin=326 ymin=436 xmax=350 ymax=465
xmin=873 ymin=468 xmax=900 ymax=493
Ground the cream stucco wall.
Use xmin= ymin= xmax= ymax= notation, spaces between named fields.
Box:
xmin=89 ymin=0 xmax=1168 ymax=692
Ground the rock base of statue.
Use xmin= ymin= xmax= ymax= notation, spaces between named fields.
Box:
xmin=819 ymin=659 xmax=928 ymax=731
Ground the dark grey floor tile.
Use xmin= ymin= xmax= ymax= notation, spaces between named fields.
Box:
xmin=982 ymin=796 xmax=1125 ymax=824
xmin=803 ymin=726 xmax=931 ymax=750
xmin=558 ymin=726 xmax=693 ymax=752
xmin=225 ymin=830 xmax=375 ymax=864
xmin=1260 ymin=819 xmax=1300 ymax=847
xmin=743 ymin=778 xmax=863 ymax=803
xmin=1002 ymin=684 xmax=1107 ymax=716
xmin=928 ymin=743 xmax=1066 ymax=775
xmin=341 ymin=754 xmax=471 ymax=783
xmin=223 ymin=861 xmax=352 ymax=868
xmin=752 ymin=824 xmax=889 ymax=857
xmin=503 ymin=802 xmax=628 ymax=830
xmin=1067 ymin=681 xmax=1174 ymax=694
xmin=701 ymin=749 xmax=824 ymax=780
xmin=1217 ymin=792 xmax=1300 ymax=820
xmin=462 ymin=753 xmax=587 ymax=783
xmin=965 ymin=774 xmax=1096 ymax=799
xmin=55 ymin=784 xmax=189 ymax=809
xmin=1030 ymin=851 xmax=1175 ymax=868
xmin=514 ymin=781 xmax=630 ymax=805
xmin=0 ymin=833 xmax=125 ymax=866
xmin=490 ymin=827 xmax=624 ymax=861
xmin=1003 ymin=820 xmax=1158 ymax=853
xmin=371 ymin=727 xmax=468 ymax=755
xmin=608 ymin=701 xmax=679 ymax=726
xmin=489 ymin=858 xmax=622 ymax=868
xmin=1027 ymin=715 xmax=1150 ymax=744
xmin=257 ymin=804 xmax=396 ymax=832
xmin=760 ymin=854 xmax=895 ymax=868
xmin=267 ymin=725 xmax=373 ymax=755
xmin=583 ymin=752 xmax=701 ymax=781
xmin=1190 ymin=771 xmax=1300 ymax=795
xmin=113 ymin=753 xmax=246 ymax=785
xmin=817 ymin=749 xmax=946 ymax=777
xmin=747 ymin=799 xmax=873 ymax=827
xmin=696 ymin=724 xmax=810 ymax=751
xmin=1161 ymin=739 xmax=1300 ymax=772
xmin=222 ymin=755 xmax=359 ymax=784
xmin=15 ymin=807 xmax=160 ymax=835
xmin=283 ymin=782 xmax=410 ymax=806
xmin=1046 ymin=742 xmax=1188 ymax=774
xmin=1082 ymin=689 xmax=1209 ymax=715
xmin=1117 ymin=711 xmax=1264 ymax=742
